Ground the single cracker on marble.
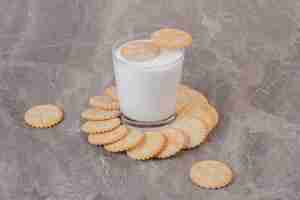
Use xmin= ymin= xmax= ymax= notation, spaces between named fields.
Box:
xmin=104 ymin=86 xmax=118 ymax=101
xmin=156 ymin=128 xmax=186 ymax=159
xmin=120 ymin=40 xmax=160 ymax=62
xmin=88 ymin=125 xmax=128 ymax=145
xmin=181 ymin=103 xmax=218 ymax=131
xmin=104 ymin=127 xmax=144 ymax=152
xmin=127 ymin=132 xmax=166 ymax=160
xmin=81 ymin=118 xmax=121 ymax=134
xmin=151 ymin=28 xmax=192 ymax=49
xmin=170 ymin=117 xmax=208 ymax=149
xmin=24 ymin=104 xmax=64 ymax=128
xmin=81 ymin=108 xmax=120 ymax=121
xmin=190 ymin=160 xmax=233 ymax=189
xmin=89 ymin=95 xmax=119 ymax=111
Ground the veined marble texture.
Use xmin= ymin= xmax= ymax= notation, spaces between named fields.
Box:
xmin=0 ymin=0 xmax=300 ymax=199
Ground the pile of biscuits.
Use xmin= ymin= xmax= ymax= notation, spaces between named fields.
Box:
xmin=80 ymin=84 xmax=234 ymax=189
xmin=24 ymin=83 xmax=233 ymax=189
xmin=79 ymin=84 xmax=218 ymax=160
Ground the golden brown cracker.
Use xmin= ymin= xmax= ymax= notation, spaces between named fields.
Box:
xmin=104 ymin=86 xmax=118 ymax=101
xmin=181 ymin=103 xmax=218 ymax=131
xmin=170 ymin=117 xmax=208 ymax=149
xmin=180 ymin=129 xmax=190 ymax=149
xmin=88 ymin=125 xmax=128 ymax=145
xmin=120 ymin=40 xmax=160 ymax=62
xmin=185 ymin=86 xmax=208 ymax=105
xmin=104 ymin=127 xmax=144 ymax=152
xmin=176 ymin=85 xmax=192 ymax=114
xmin=151 ymin=28 xmax=192 ymax=49
xmin=156 ymin=128 xmax=185 ymax=159
xmin=89 ymin=96 xmax=119 ymax=111
xmin=207 ymin=104 xmax=219 ymax=130
xmin=81 ymin=108 xmax=120 ymax=121
xmin=24 ymin=104 xmax=64 ymax=128
xmin=190 ymin=160 xmax=233 ymax=189
xmin=127 ymin=132 xmax=166 ymax=160
xmin=176 ymin=84 xmax=208 ymax=115
xmin=81 ymin=118 xmax=121 ymax=134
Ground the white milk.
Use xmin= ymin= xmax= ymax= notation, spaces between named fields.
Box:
xmin=112 ymin=39 xmax=184 ymax=123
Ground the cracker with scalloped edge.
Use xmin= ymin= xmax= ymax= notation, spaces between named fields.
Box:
xmin=24 ymin=104 xmax=64 ymax=128
xmin=89 ymin=96 xmax=119 ymax=111
xmin=156 ymin=128 xmax=185 ymax=159
xmin=180 ymin=103 xmax=218 ymax=131
xmin=88 ymin=125 xmax=127 ymax=145
xmin=104 ymin=86 xmax=119 ymax=101
xmin=81 ymin=118 xmax=121 ymax=134
xmin=190 ymin=160 xmax=233 ymax=189
xmin=104 ymin=127 xmax=144 ymax=152
xmin=120 ymin=40 xmax=160 ymax=62
xmin=127 ymin=132 xmax=166 ymax=160
xmin=151 ymin=28 xmax=192 ymax=49
xmin=170 ymin=117 xmax=208 ymax=149
xmin=81 ymin=108 xmax=120 ymax=121
xmin=176 ymin=85 xmax=208 ymax=115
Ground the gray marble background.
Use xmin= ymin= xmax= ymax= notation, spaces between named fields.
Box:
xmin=1 ymin=0 xmax=300 ymax=199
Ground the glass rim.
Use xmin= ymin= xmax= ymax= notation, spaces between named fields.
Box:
xmin=121 ymin=113 xmax=177 ymax=128
xmin=111 ymin=32 xmax=185 ymax=68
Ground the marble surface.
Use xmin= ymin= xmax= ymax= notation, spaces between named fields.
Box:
xmin=1 ymin=0 xmax=300 ymax=199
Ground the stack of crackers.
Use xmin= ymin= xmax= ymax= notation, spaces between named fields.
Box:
xmin=79 ymin=84 xmax=218 ymax=160
xmin=23 ymin=84 xmax=233 ymax=189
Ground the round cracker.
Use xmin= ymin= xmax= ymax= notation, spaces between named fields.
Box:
xmin=81 ymin=108 xmax=120 ymax=121
xmin=190 ymin=160 xmax=233 ymax=189
xmin=127 ymin=132 xmax=166 ymax=160
xmin=120 ymin=40 xmax=160 ymax=62
xmin=104 ymin=86 xmax=118 ymax=101
xmin=183 ymin=85 xmax=208 ymax=105
xmin=182 ymin=103 xmax=218 ymax=131
xmin=151 ymin=28 xmax=192 ymax=49
xmin=81 ymin=118 xmax=121 ymax=134
xmin=156 ymin=128 xmax=185 ymax=159
xmin=170 ymin=117 xmax=208 ymax=149
xmin=207 ymin=105 xmax=219 ymax=130
xmin=176 ymin=85 xmax=192 ymax=114
xmin=24 ymin=104 xmax=64 ymax=128
xmin=176 ymin=84 xmax=208 ymax=115
xmin=89 ymin=95 xmax=119 ymax=111
xmin=180 ymin=128 xmax=190 ymax=149
xmin=88 ymin=125 xmax=128 ymax=145
xmin=104 ymin=127 xmax=144 ymax=152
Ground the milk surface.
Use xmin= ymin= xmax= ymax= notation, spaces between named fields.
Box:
xmin=113 ymin=40 xmax=184 ymax=122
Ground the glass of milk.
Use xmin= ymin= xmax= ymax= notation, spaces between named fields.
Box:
xmin=112 ymin=33 xmax=184 ymax=127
